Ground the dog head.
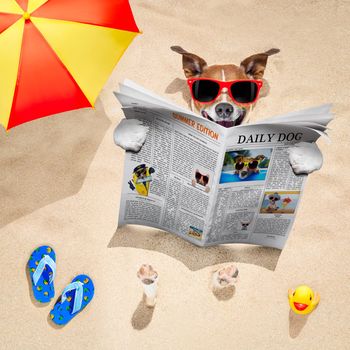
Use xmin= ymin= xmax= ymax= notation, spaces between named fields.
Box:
xmin=268 ymin=192 xmax=281 ymax=204
xmin=233 ymin=154 xmax=265 ymax=179
xmin=195 ymin=170 xmax=209 ymax=186
xmin=240 ymin=220 xmax=251 ymax=230
xmin=133 ymin=164 xmax=155 ymax=182
xmin=171 ymin=46 xmax=279 ymax=127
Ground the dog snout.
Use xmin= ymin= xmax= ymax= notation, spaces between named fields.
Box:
xmin=240 ymin=171 xmax=248 ymax=177
xmin=215 ymin=103 xmax=233 ymax=119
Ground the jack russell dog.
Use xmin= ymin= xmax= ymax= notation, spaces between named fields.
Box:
xmin=114 ymin=47 xmax=323 ymax=174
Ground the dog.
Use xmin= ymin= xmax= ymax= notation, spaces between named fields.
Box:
xmin=114 ymin=47 xmax=323 ymax=174
xmin=233 ymin=154 xmax=265 ymax=180
xmin=128 ymin=164 xmax=155 ymax=196
xmin=266 ymin=192 xmax=281 ymax=212
xmin=240 ymin=220 xmax=251 ymax=231
xmin=170 ymin=46 xmax=279 ymax=127
xmin=192 ymin=169 xmax=210 ymax=192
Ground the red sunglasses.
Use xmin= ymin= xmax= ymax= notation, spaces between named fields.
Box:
xmin=195 ymin=171 xmax=209 ymax=186
xmin=187 ymin=78 xmax=263 ymax=105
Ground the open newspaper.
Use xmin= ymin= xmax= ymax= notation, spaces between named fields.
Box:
xmin=115 ymin=80 xmax=332 ymax=249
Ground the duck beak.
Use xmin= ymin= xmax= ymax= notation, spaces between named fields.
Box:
xmin=294 ymin=302 xmax=308 ymax=311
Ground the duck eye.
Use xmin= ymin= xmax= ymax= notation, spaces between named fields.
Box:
xmin=293 ymin=292 xmax=295 ymax=296
xmin=310 ymin=295 xmax=312 ymax=300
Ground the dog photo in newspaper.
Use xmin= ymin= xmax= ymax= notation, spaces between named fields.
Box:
xmin=114 ymin=46 xmax=324 ymax=175
xmin=220 ymin=149 xmax=272 ymax=182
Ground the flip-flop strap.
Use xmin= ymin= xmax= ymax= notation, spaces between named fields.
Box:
xmin=32 ymin=254 xmax=56 ymax=286
xmin=61 ymin=281 xmax=84 ymax=314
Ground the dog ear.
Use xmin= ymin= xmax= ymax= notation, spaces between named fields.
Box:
xmin=240 ymin=48 xmax=280 ymax=79
xmin=171 ymin=46 xmax=208 ymax=78
xmin=255 ymin=155 xmax=265 ymax=161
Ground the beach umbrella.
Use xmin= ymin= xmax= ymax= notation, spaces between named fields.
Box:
xmin=0 ymin=0 xmax=139 ymax=130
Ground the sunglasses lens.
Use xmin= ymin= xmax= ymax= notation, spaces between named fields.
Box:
xmin=195 ymin=172 xmax=201 ymax=180
xmin=230 ymin=81 xmax=258 ymax=103
xmin=248 ymin=160 xmax=259 ymax=169
xmin=203 ymin=176 xmax=209 ymax=185
xmin=235 ymin=162 xmax=244 ymax=170
xmin=192 ymin=80 xmax=220 ymax=102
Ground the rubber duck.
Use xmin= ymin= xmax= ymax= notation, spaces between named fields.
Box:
xmin=288 ymin=285 xmax=320 ymax=315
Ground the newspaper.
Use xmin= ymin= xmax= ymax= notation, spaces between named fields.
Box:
xmin=115 ymin=80 xmax=332 ymax=249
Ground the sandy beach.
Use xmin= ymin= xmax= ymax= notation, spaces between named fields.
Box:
xmin=1 ymin=1 xmax=350 ymax=349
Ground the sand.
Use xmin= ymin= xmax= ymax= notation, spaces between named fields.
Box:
xmin=1 ymin=1 xmax=350 ymax=349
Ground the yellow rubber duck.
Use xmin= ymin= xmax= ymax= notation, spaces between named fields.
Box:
xmin=288 ymin=285 xmax=320 ymax=315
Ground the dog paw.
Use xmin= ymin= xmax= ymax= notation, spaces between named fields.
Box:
xmin=113 ymin=119 xmax=149 ymax=152
xmin=212 ymin=265 xmax=239 ymax=289
xmin=288 ymin=142 xmax=323 ymax=175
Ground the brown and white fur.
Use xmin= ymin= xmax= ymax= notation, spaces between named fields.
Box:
xmin=114 ymin=47 xmax=323 ymax=174
xmin=170 ymin=46 xmax=279 ymax=127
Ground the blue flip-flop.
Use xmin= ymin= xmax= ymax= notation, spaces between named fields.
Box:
xmin=28 ymin=246 xmax=56 ymax=303
xmin=50 ymin=274 xmax=94 ymax=325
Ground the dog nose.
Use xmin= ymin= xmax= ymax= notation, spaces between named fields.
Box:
xmin=241 ymin=171 xmax=248 ymax=177
xmin=215 ymin=103 xmax=234 ymax=118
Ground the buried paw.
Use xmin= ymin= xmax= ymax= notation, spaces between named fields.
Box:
xmin=212 ymin=265 xmax=239 ymax=289
xmin=288 ymin=142 xmax=323 ymax=175
xmin=113 ymin=119 xmax=149 ymax=152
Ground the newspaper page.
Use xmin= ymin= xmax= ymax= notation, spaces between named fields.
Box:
xmin=115 ymin=81 xmax=331 ymax=249
xmin=206 ymin=123 xmax=321 ymax=249
xmin=117 ymin=102 xmax=229 ymax=246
